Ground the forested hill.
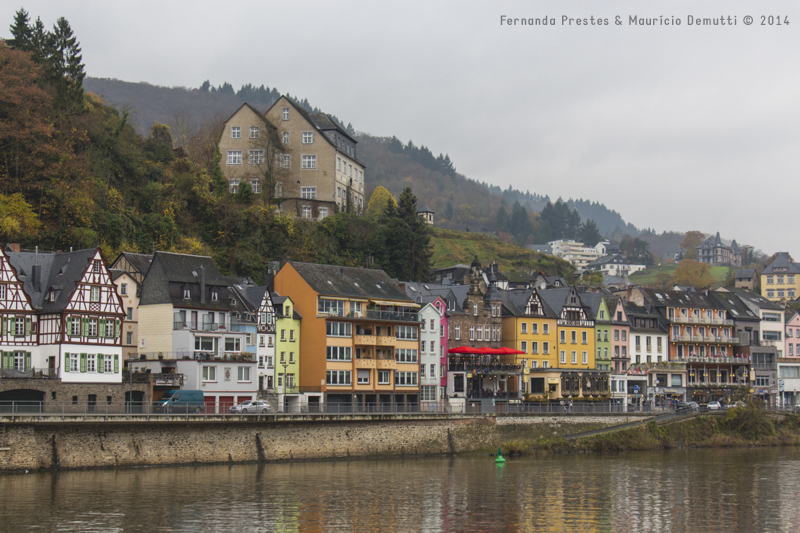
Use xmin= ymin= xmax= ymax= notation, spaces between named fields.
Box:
xmin=83 ymin=76 xmax=640 ymax=240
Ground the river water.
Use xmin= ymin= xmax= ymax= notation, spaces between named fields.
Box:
xmin=2 ymin=448 xmax=799 ymax=532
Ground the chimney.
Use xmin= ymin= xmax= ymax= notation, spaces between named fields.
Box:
xmin=8 ymin=243 xmax=20 ymax=253
xmin=32 ymin=265 xmax=42 ymax=293
xmin=199 ymin=265 xmax=206 ymax=304
xmin=265 ymin=260 xmax=280 ymax=290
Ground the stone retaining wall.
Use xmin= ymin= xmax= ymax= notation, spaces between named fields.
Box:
xmin=0 ymin=415 xmax=645 ymax=472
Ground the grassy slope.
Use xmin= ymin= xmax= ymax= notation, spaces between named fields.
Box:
xmin=430 ymin=228 xmax=574 ymax=276
xmin=628 ymin=264 xmax=733 ymax=286
xmin=501 ymin=408 xmax=800 ymax=456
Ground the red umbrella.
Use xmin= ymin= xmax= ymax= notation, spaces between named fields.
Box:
xmin=492 ymin=347 xmax=526 ymax=355
xmin=449 ymin=346 xmax=482 ymax=354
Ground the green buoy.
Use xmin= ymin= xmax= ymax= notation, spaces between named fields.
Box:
xmin=495 ymin=447 xmax=506 ymax=463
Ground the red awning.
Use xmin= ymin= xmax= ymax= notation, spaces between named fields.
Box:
xmin=491 ymin=347 xmax=526 ymax=355
xmin=449 ymin=346 xmax=483 ymax=354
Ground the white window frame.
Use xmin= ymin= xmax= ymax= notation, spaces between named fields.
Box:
xmin=227 ymin=150 xmax=242 ymax=165
xmin=301 ymin=131 xmax=314 ymax=144
xmin=302 ymin=205 xmax=312 ymax=219
xmin=248 ymin=149 xmax=264 ymax=166
xmin=301 ymin=187 xmax=317 ymax=199
xmin=282 ymin=131 xmax=290 ymax=144
xmin=231 ymin=126 xmax=241 ymax=139
xmin=249 ymin=126 xmax=259 ymax=139
xmin=202 ymin=365 xmax=217 ymax=382
xmin=282 ymin=108 xmax=289 ymax=121
xmin=318 ymin=207 xmax=328 ymax=220
xmin=301 ymin=155 xmax=317 ymax=169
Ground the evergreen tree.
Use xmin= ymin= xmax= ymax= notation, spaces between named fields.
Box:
xmin=496 ymin=206 xmax=510 ymax=232
xmin=199 ymin=80 xmax=211 ymax=92
xmin=48 ymin=16 xmax=85 ymax=110
xmin=8 ymin=9 xmax=33 ymax=51
xmin=580 ymin=219 xmax=603 ymax=247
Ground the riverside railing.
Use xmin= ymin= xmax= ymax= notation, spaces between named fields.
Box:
xmin=2 ymin=400 xmax=786 ymax=419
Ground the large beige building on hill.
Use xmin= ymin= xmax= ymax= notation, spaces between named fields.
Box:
xmin=218 ymin=97 xmax=366 ymax=219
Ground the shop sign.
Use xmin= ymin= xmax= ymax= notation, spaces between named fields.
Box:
xmin=547 ymin=378 xmax=558 ymax=383
xmin=467 ymin=374 xmax=472 ymax=378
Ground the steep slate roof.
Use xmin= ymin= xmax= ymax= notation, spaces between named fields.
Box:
xmin=139 ymin=251 xmax=230 ymax=310
xmin=115 ymin=252 xmax=153 ymax=275
xmin=709 ymin=291 xmax=759 ymax=321
xmin=623 ymin=301 xmax=667 ymax=332
xmin=729 ymin=288 xmax=784 ymax=311
xmin=500 ymin=289 xmax=557 ymax=318
xmin=272 ymin=293 xmax=302 ymax=320
xmin=538 ymin=287 xmax=591 ymax=317
xmin=735 ymin=268 xmax=756 ymax=279
xmin=416 ymin=204 xmax=433 ymax=213
xmin=763 ymin=252 xmax=800 ymax=274
xmin=637 ymin=288 xmax=725 ymax=310
xmin=579 ymin=292 xmax=608 ymax=321
xmin=7 ymin=248 xmax=98 ymax=313
xmin=288 ymin=261 xmax=412 ymax=303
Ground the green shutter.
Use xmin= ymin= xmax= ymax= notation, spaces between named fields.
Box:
xmin=64 ymin=353 xmax=70 ymax=372
xmin=6 ymin=318 xmax=12 ymax=335
xmin=66 ymin=317 xmax=72 ymax=336
xmin=25 ymin=317 xmax=31 ymax=336
xmin=2 ymin=352 xmax=10 ymax=369
xmin=24 ymin=352 xmax=31 ymax=372
xmin=99 ymin=318 xmax=106 ymax=338
xmin=1 ymin=318 xmax=5 ymax=336
xmin=115 ymin=319 xmax=120 ymax=339
xmin=80 ymin=353 xmax=87 ymax=373
xmin=113 ymin=354 xmax=119 ymax=374
xmin=97 ymin=354 xmax=104 ymax=373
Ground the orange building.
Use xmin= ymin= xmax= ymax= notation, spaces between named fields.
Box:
xmin=273 ymin=261 xmax=420 ymax=409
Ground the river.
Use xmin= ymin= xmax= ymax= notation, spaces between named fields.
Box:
xmin=2 ymin=448 xmax=799 ymax=532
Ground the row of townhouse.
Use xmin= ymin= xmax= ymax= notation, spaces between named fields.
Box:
xmin=8 ymin=242 xmax=797 ymax=414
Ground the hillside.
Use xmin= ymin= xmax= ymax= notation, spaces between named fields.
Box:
xmin=430 ymin=228 xmax=574 ymax=277
xmin=628 ymin=264 xmax=734 ymax=287
xmin=82 ymin=77 xmax=642 ymax=242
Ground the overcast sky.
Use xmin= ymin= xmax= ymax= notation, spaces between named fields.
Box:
xmin=8 ymin=0 xmax=800 ymax=256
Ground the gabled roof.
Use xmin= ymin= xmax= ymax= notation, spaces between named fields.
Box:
xmin=272 ymin=293 xmax=302 ymax=320
xmin=729 ymin=288 xmax=784 ymax=311
xmin=266 ymin=96 xmax=362 ymax=162
xmin=708 ymin=291 xmax=759 ymax=321
xmin=500 ymin=289 xmax=557 ymax=319
xmin=637 ymin=288 xmax=724 ymax=310
xmin=538 ymin=287 xmax=589 ymax=317
xmin=416 ymin=204 xmax=433 ymax=214
xmin=579 ymin=292 xmax=608 ymax=321
xmin=763 ymin=252 xmax=800 ymax=274
xmin=7 ymin=248 xmax=99 ymax=313
xmin=585 ymin=254 xmax=631 ymax=268
xmin=114 ymin=252 xmax=153 ymax=275
xmin=230 ymin=284 xmax=267 ymax=314
xmin=222 ymin=101 xmax=268 ymax=127
xmin=287 ymin=261 xmax=412 ymax=303
xmin=140 ymin=251 xmax=230 ymax=310
xmin=735 ymin=268 xmax=756 ymax=279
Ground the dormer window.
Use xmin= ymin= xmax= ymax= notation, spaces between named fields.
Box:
xmin=183 ymin=288 xmax=191 ymax=299
xmin=211 ymin=290 xmax=219 ymax=302
xmin=93 ymin=260 xmax=101 ymax=273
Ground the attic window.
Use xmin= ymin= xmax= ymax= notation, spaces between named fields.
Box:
xmin=376 ymin=284 xmax=382 ymax=289
xmin=211 ymin=290 xmax=219 ymax=302
xmin=230 ymin=298 xmax=237 ymax=306
xmin=354 ymin=282 xmax=359 ymax=287
xmin=183 ymin=288 xmax=191 ymax=299
xmin=93 ymin=260 xmax=101 ymax=273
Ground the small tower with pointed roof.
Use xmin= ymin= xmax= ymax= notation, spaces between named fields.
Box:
xmin=416 ymin=204 xmax=434 ymax=225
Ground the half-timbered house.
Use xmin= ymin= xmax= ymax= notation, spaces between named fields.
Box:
xmin=0 ymin=247 xmax=38 ymax=375
xmin=4 ymin=247 xmax=125 ymax=383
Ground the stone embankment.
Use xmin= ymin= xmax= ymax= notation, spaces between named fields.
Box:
xmin=0 ymin=414 xmax=647 ymax=472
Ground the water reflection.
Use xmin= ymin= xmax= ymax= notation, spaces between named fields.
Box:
xmin=2 ymin=448 xmax=800 ymax=532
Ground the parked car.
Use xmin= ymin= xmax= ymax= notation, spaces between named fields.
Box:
xmin=792 ymin=405 xmax=800 ymax=414
xmin=154 ymin=390 xmax=205 ymax=414
xmin=707 ymin=401 xmax=722 ymax=411
xmin=229 ymin=400 xmax=272 ymax=414
xmin=686 ymin=401 xmax=699 ymax=410
xmin=726 ymin=401 xmax=746 ymax=410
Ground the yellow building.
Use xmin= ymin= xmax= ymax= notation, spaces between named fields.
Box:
xmin=761 ymin=253 xmax=800 ymax=302
xmin=273 ymin=295 xmax=302 ymax=411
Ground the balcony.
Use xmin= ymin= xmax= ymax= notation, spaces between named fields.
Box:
xmin=630 ymin=362 xmax=686 ymax=372
xmin=318 ymin=309 xmax=420 ymax=322
xmin=152 ymin=372 xmax=184 ymax=387
xmin=354 ymin=334 xmax=376 ymax=345
xmin=376 ymin=336 xmax=397 ymax=347
xmin=673 ymin=335 xmax=740 ymax=344
xmin=173 ymin=322 xmax=239 ymax=332
xmin=685 ymin=356 xmax=750 ymax=364
xmin=376 ymin=359 xmax=397 ymax=370
xmin=355 ymin=358 xmax=377 ymax=369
